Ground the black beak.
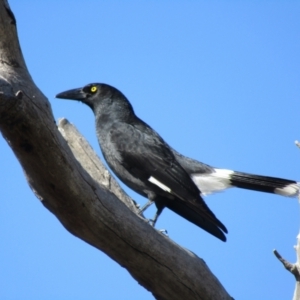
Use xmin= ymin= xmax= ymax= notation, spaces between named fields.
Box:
xmin=56 ymin=88 xmax=86 ymax=101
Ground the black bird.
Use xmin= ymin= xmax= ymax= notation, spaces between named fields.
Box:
xmin=56 ymin=83 xmax=299 ymax=241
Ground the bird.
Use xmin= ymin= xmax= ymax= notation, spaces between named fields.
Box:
xmin=56 ymin=83 xmax=299 ymax=242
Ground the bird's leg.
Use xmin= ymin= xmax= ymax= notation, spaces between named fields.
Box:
xmin=149 ymin=208 xmax=168 ymax=235
xmin=148 ymin=206 xmax=163 ymax=227
xmin=138 ymin=199 xmax=154 ymax=215
xmin=140 ymin=194 xmax=167 ymax=233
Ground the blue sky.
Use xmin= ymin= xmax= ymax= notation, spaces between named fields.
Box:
xmin=1 ymin=1 xmax=300 ymax=299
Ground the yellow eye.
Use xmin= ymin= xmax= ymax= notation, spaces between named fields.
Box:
xmin=90 ymin=86 xmax=97 ymax=93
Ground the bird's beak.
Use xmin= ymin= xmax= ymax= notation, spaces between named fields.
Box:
xmin=56 ymin=88 xmax=86 ymax=101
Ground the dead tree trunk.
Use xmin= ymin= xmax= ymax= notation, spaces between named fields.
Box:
xmin=0 ymin=1 xmax=232 ymax=299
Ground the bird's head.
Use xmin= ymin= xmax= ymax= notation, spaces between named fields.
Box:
xmin=56 ymin=83 xmax=133 ymax=114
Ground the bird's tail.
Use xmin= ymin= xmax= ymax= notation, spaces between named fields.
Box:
xmin=191 ymin=168 xmax=300 ymax=197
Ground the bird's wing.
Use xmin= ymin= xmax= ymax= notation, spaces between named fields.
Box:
xmin=109 ymin=121 xmax=200 ymax=202
xmin=108 ymin=121 xmax=227 ymax=234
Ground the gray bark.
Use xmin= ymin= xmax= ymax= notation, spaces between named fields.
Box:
xmin=0 ymin=1 xmax=232 ymax=299
xmin=273 ymin=143 xmax=300 ymax=300
xmin=273 ymin=220 xmax=300 ymax=299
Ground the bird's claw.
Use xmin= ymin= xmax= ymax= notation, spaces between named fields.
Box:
xmin=146 ymin=219 xmax=168 ymax=235
xmin=159 ymin=229 xmax=168 ymax=236
xmin=147 ymin=219 xmax=155 ymax=226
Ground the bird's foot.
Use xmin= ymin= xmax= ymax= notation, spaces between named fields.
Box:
xmin=147 ymin=218 xmax=155 ymax=226
xmin=158 ymin=229 xmax=168 ymax=236
xmin=137 ymin=208 xmax=144 ymax=216
xmin=147 ymin=219 xmax=168 ymax=235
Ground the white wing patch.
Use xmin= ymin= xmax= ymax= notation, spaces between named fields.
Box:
xmin=148 ymin=176 xmax=171 ymax=193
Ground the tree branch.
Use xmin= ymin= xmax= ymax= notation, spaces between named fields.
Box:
xmin=273 ymin=170 xmax=300 ymax=300
xmin=0 ymin=1 xmax=232 ymax=299
xmin=274 ymin=234 xmax=300 ymax=300
xmin=57 ymin=118 xmax=138 ymax=212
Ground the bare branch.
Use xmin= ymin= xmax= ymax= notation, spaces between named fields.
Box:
xmin=57 ymin=118 xmax=139 ymax=212
xmin=0 ymin=1 xmax=232 ymax=299
xmin=273 ymin=249 xmax=300 ymax=281
xmin=274 ymin=233 xmax=300 ymax=300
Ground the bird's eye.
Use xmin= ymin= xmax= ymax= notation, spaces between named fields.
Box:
xmin=90 ymin=86 xmax=97 ymax=93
